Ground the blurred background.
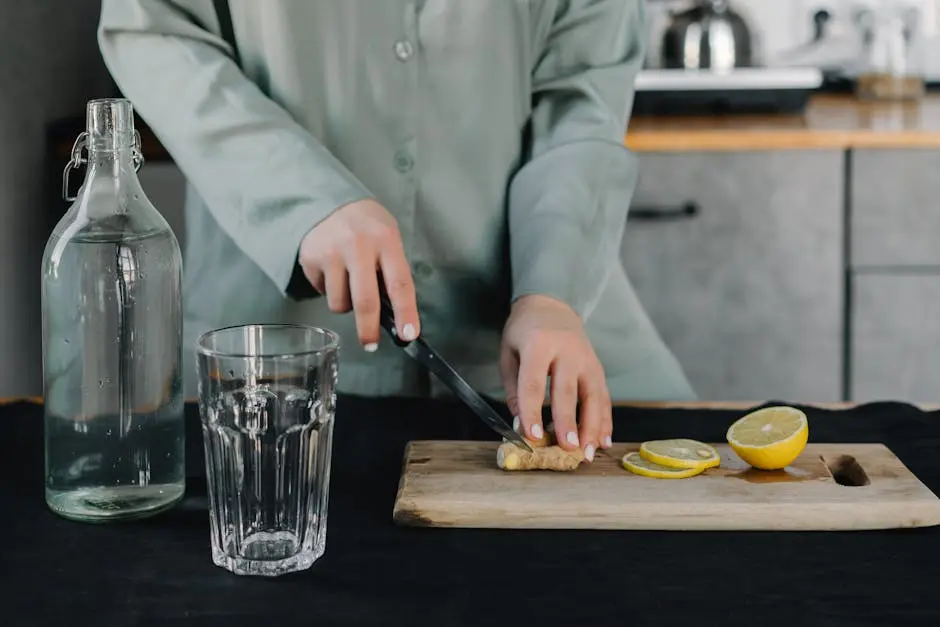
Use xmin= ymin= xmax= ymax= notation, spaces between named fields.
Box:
xmin=3 ymin=0 xmax=940 ymax=404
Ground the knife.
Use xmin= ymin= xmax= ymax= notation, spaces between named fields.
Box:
xmin=377 ymin=288 xmax=533 ymax=453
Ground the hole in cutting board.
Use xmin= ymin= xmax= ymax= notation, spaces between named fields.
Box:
xmin=822 ymin=455 xmax=871 ymax=487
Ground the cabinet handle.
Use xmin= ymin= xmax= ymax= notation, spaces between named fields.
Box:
xmin=628 ymin=201 xmax=700 ymax=222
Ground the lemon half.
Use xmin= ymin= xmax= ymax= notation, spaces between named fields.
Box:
xmin=622 ymin=452 xmax=705 ymax=479
xmin=726 ymin=406 xmax=809 ymax=470
xmin=639 ymin=439 xmax=720 ymax=470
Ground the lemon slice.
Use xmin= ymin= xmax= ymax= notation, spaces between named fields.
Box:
xmin=639 ymin=439 xmax=720 ymax=470
xmin=726 ymin=405 xmax=809 ymax=470
xmin=622 ymin=452 xmax=705 ymax=479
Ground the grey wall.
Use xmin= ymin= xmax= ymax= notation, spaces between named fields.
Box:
xmin=0 ymin=2 xmax=114 ymax=396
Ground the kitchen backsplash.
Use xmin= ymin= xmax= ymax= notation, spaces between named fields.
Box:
xmin=645 ymin=0 xmax=940 ymax=79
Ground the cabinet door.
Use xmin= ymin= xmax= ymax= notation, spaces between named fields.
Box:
xmin=852 ymin=149 xmax=940 ymax=267
xmin=851 ymin=273 xmax=940 ymax=403
xmin=621 ymin=151 xmax=843 ymax=401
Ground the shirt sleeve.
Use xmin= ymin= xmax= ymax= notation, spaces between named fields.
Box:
xmin=507 ymin=0 xmax=647 ymax=320
xmin=97 ymin=0 xmax=373 ymax=297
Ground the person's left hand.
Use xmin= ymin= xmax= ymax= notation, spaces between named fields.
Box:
xmin=499 ymin=294 xmax=612 ymax=463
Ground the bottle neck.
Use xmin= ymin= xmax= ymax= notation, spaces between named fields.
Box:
xmin=86 ymin=142 xmax=137 ymax=180
xmin=69 ymin=98 xmax=144 ymax=220
xmin=73 ymin=140 xmax=142 ymax=219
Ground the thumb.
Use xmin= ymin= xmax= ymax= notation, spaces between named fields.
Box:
xmin=498 ymin=344 xmax=521 ymax=425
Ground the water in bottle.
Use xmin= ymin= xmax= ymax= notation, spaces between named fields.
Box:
xmin=41 ymin=98 xmax=185 ymax=521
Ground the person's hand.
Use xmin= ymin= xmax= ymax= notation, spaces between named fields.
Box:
xmin=298 ymin=199 xmax=420 ymax=349
xmin=499 ymin=294 xmax=612 ymax=462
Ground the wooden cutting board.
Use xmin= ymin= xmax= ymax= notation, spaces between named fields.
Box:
xmin=392 ymin=441 xmax=940 ymax=531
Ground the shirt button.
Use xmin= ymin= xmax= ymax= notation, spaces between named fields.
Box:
xmin=394 ymin=150 xmax=414 ymax=173
xmin=413 ymin=261 xmax=433 ymax=279
xmin=394 ymin=40 xmax=414 ymax=62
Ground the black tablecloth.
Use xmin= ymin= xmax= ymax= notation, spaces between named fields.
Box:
xmin=3 ymin=397 xmax=940 ymax=626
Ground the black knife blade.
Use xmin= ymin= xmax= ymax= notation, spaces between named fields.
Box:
xmin=377 ymin=288 xmax=533 ymax=452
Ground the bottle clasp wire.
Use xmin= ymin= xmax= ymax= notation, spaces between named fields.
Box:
xmin=61 ymin=130 xmax=145 ymax=202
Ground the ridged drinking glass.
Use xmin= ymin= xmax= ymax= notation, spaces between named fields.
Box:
xmin=196 ymin=324 xmax=339 ymax=577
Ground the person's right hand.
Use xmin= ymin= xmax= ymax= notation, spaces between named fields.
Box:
xmin=298 ymin=199 xmax=420 ymax=350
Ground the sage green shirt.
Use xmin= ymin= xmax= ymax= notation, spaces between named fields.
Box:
xmin=97 ymin=0 xmax=695 ymax=401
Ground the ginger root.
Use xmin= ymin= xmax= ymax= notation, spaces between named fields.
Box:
xmin=509 ymin=428 xmax=553 ymax=449
xmin=496 ymin=442 xmax=584 ymax=471
xmin=497 ymin=423 xmax=584 ymax=471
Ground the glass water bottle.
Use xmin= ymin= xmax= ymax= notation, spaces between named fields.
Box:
xmin=41 ymin=98 xmax=185 ymax=522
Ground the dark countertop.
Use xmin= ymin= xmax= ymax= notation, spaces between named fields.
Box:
xmin=4 ymin=396 xmax=940 ymax=626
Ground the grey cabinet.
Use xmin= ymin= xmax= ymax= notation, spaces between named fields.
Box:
xmin=852 ymin=149 xmax=940 ymax=268
xmin=848 ymin=148 xmax=940 ymax=403
xmin=621 ymin=151 xmax=843 ymax=402
xmin=851 ymin=273 xmax=940 ymax=403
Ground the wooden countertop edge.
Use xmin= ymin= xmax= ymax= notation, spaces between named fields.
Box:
xmin=624 ymin=131 xmax=940 ymax=152
xmin=5 ymin=396 xmax=938 ymax=411
xmin=3 ymin=397 xmax=43 ymax=405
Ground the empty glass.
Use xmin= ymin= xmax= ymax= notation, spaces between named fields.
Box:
xmin=854 ymin=3 xmax=925 ymax=100
xmin=196 ymin=324 xmax=339 ymax=576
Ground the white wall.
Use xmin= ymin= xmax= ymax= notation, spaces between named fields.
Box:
xmin=0 ymin=1 xmax=114 ymax=396
xmin=647 ymin=0 xmax=940 ymax=76
xmin=743 ymin=0 xmax=940 ymax=75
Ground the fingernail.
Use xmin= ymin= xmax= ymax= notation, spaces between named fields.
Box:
xmin=604 ymin=435 xmax=613 ymax=448
xmin=584 ymin=445 xmax=595 ymax=462
xmin=402 ymin=323 xmax=416 ymax=341
xmin=512 ymin=416 xmax=520 ymax=432
xmin=530 ymin=423 xmax=544 ymax=439
xmin=566 ymin=431 xmax=579 ymax=447
xmin=364 ymin=342 xmax=378 ymax=352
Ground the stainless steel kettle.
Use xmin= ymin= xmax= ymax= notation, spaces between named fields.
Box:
xmin=660 ymin=0 xmax=754 ymax=71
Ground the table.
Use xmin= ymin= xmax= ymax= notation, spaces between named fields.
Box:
xmin=3 ymin=396 xmax=940 ymax=626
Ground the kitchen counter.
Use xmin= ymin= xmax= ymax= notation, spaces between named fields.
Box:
xmin=5 ymin=394 xmax=940 ymax=625
xmin=47 ymin=94 xmax=940 ymax=162
xmin=627 ymin=94 xmax=940 ymax=152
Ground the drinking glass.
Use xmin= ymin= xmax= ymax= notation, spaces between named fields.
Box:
xmin=196 ymin=324 xmax=339 ymax=576
xmin=854 ymin=3 xmax=925 ymax=100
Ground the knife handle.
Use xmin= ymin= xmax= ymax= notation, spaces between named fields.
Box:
xmin=377 ymin=279 xmax=412 ymax=348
